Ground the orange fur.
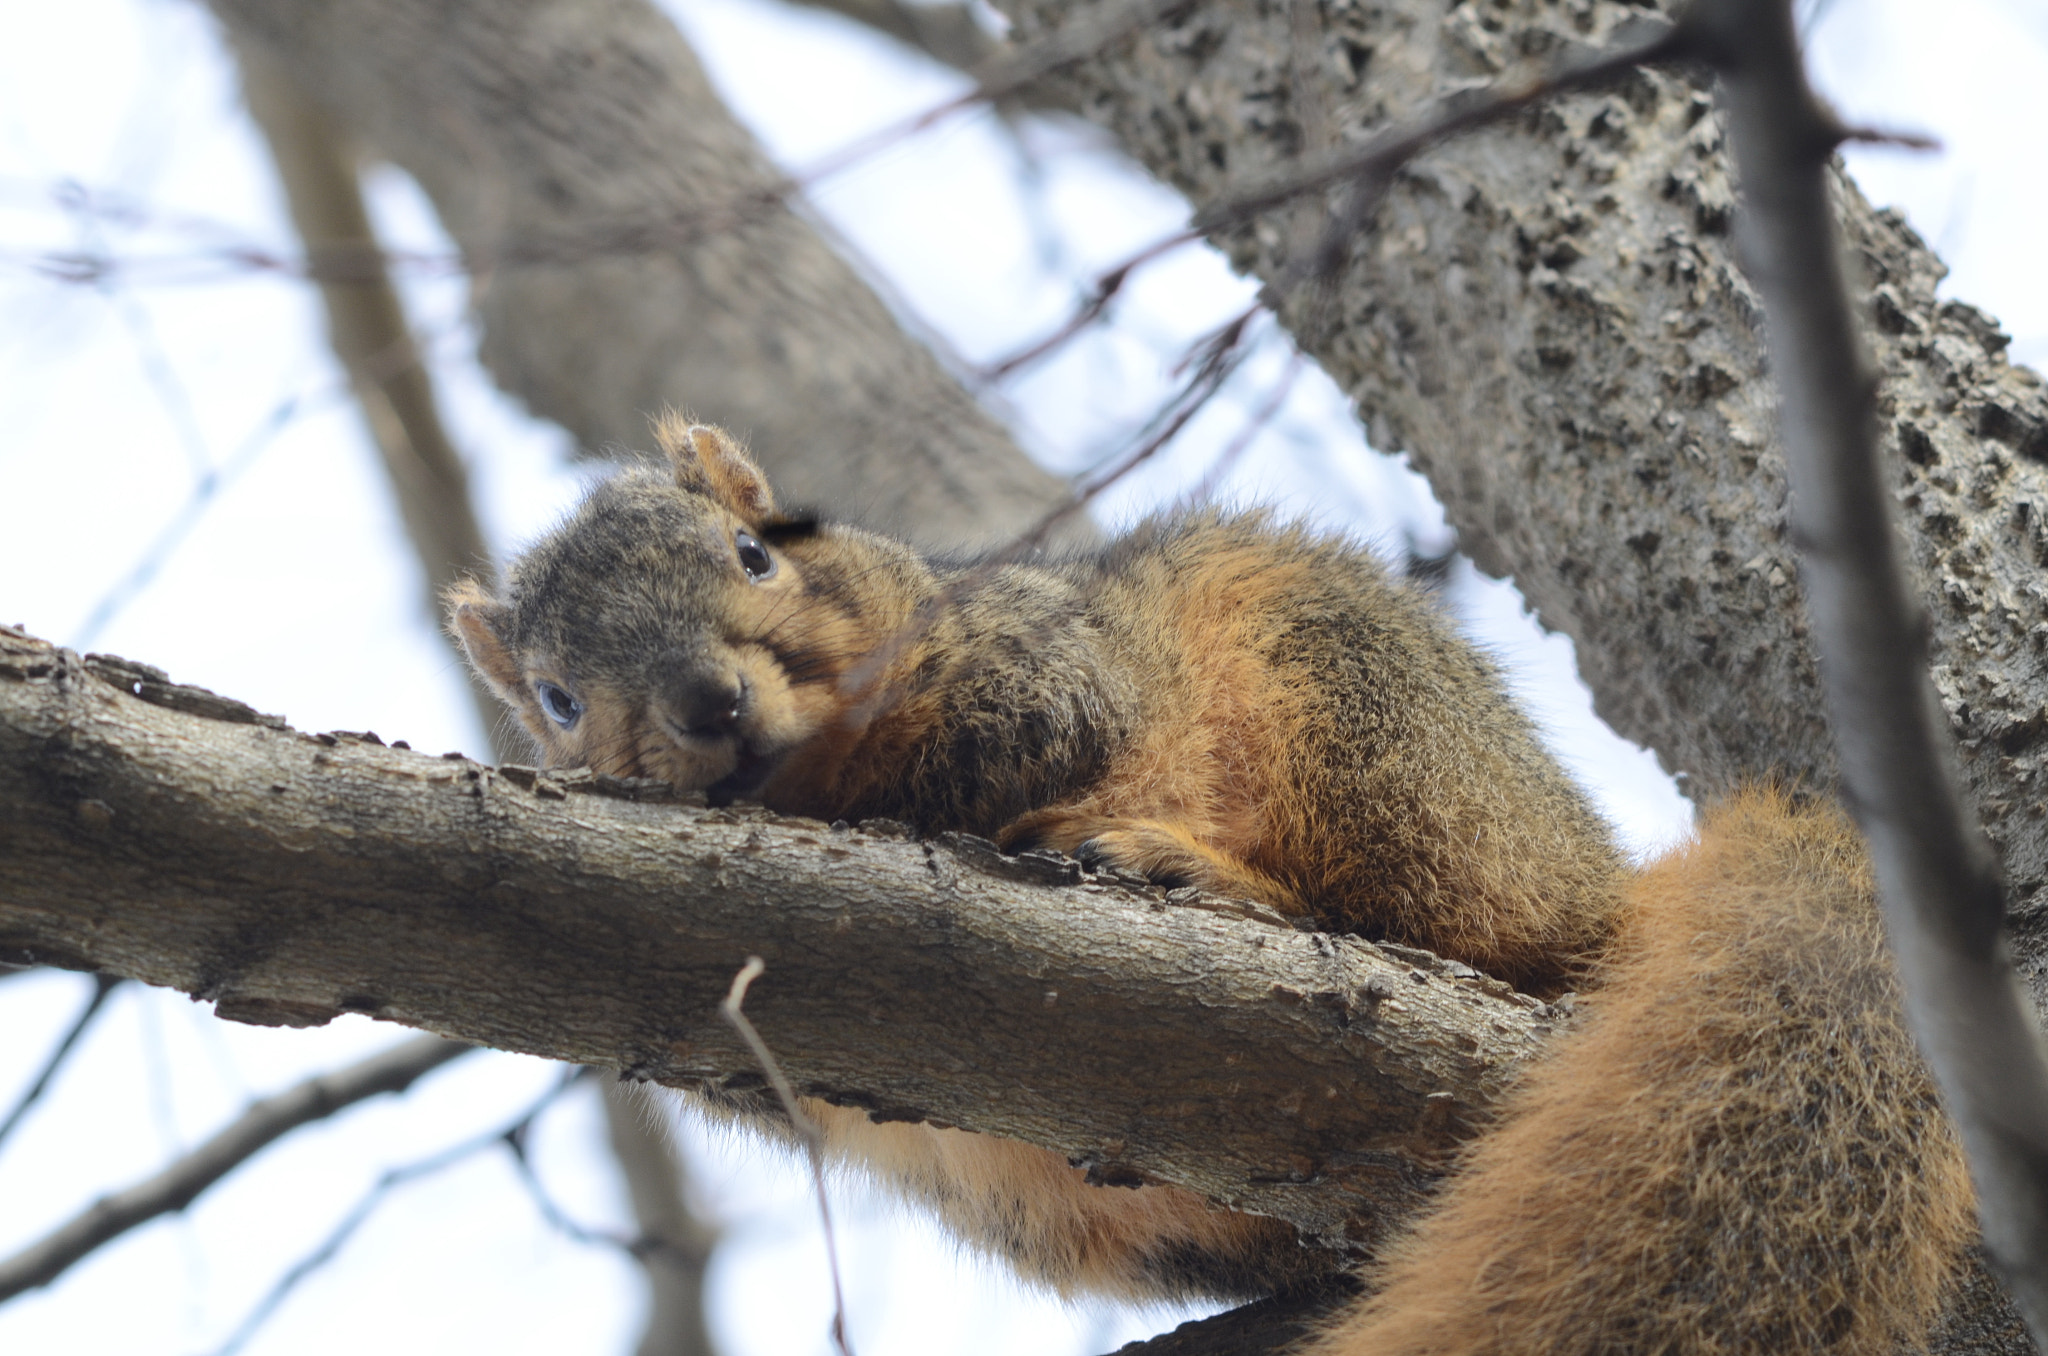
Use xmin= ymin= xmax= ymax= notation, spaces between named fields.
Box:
xmin=1306 ymin=793 xmax=1972 ymax=1356
xmin=451 ymin=425 xmax=1972 ymax=1343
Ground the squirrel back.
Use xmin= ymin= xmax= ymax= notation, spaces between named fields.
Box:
xmin=452 ymin=418 xmax=1623 ymax=993
xmin=451 ymin=419 xmax=1971 ymax=1350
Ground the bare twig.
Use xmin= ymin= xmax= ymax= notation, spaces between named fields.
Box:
xmin=0 ymin=974 xmax=120 ymax=1154
xmin=721 ymin=959 xmax=855 ymax=1356
xmin=1194 ymin=17 xmax=1684 ymax=237
xmin=16 ymin=0 xmax=1186 ymax=295
xmin=1697 ymin=0 xmax=2048 ymax=1346
xmin=834 ymin=305 xmax=1257 ymax=727
xmin=1188 ymin=349 xmax=1306 ymax=505
xmin=0 ymin=1034 xmax=472 ymax=1302
xmin=973 ymin=230 xmax=1200 ymax=383
xmin=1837 ymin=124 xmax=1942 ymax=151
xmin=73 ymin=388 xmax=336 ymax=649
xmin=199 ymin=1064 xmax=580 ymax=1356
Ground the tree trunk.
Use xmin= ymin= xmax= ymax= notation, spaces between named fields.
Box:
xmin=1002 ymin=0 xmax=2048 ymax=983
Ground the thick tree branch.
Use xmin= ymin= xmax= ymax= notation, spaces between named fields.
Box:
xmin=0 ymin=1034 xmax=471 ymax=1302
xmin=0 ymin=625 xmax=1559 ymax=1253
xmin=1697 ymin=0 xmax=2048 ymax=1342
xmin=231 ymin=51 xmax=729 ymax=1348
xmin=234 ymin=45 xmax=489 ymax=607
xmin=204 ymin=0 xmax=1075 ymax=549
xmin=1003 ymin=0 xmax=2048 ymax=963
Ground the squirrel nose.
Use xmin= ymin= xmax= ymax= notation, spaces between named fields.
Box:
xmin=660 ymin=670 xmax=747 ymax=739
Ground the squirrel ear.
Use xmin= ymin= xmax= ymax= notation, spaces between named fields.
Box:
xmin=654 ymin=414 xmax=775 ymax=522
xmin=444 ymin=579 xmax=525 ymax=703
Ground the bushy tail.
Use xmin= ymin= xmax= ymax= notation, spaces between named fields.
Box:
xmin=1309 ymin=792 xmax=1975 ymax=1356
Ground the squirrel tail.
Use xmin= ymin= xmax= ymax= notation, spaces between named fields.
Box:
xmin=1307 ymin=790 xmax=1975 ymax=1356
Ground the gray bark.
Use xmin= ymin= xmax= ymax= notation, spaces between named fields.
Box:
xmin=204 ymin=0 xmax=1076 ymax=548
xmin=1001 ymin=0 xmax=2048 ymax=970
xmin=0 ymin=625 xmax=1559 ymax=1254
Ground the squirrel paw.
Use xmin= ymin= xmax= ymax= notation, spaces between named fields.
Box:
xmin=1001 ymin=810 xmax=1305 ymax=916
xmin=1072 ymin=827 xmax=1212 ymax=890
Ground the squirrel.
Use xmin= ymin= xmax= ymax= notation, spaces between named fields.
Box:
xmin=448 ymin=416 xmax=1974 ymax=1355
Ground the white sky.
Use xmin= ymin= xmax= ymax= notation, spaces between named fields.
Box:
xmin=0 ymin=0 xmax=2042 ymax=1353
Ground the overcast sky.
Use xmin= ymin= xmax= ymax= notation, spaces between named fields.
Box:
xmin=1 ymin=1 xmax=2043 ymax=1353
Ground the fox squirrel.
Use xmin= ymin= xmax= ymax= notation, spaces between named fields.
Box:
xmin=449 ymin=417 xmax=1973 ymax=1354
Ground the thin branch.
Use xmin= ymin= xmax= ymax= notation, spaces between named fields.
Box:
xmin=600 ymin=1081 xmax=722 ymax=1356
xmin=1698 ymin=0 xmax=2048 ymax=1346
xmin=73 ymin=388 xmax=332 ymax=649
xmin=12 ymin=0 xmax=1184 ymax=295
xmin=0 ymin=974 xmax=121 ymax=1154
xmin=722 ymin=959 xmax=855 ymax=1356
xmin=973 ymin=230 xmax=1200 ymax=383
xmin=1188 ymin=349 xmax=1306 ymax=505
xmin=0 ymin=1034 xmax=473 ymax=1302
xmin=1837 ymin=124 xmax=1941 ymax=151
xmin=200 ymin=1065 xmax=579 ymax=1356
xmin=502 ymin=1095 xmax=714 ymax=1273
xmin=796 ymin=0 xmax=1189 ymax=186
xmin=236 ymin=45 xmax=493 ymax=605
xmin=1191 ymin=17 xmax=1685 ymax=237
xmin=56 ymin=181 xmax=217 ymax=483
xmin=833 ymin=306 xmax=1257 ymax=724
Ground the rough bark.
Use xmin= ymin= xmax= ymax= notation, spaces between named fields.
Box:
xmin=1001 ymin=0 xmax=2048 ymax=983
xmin=0 ymin=625 xmax=1561 ymax=1254
xmin=203 ymin=0 xmax=1077 ymax=549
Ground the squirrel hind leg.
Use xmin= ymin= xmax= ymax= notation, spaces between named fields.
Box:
xmin=1001 ymin=809 xmax=1307 ymax=914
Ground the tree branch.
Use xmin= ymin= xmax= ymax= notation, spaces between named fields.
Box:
xmin=204 ymin=0 xmax=1076 ymax=549
xmin=1697 ymin=0 xmax=2048 ymax=1342
xmin=0 ymin=974 xmax=120 ymax=1154
xmin=0 ymin=624 xmax=1560 ymax=1254
xmin=1002 ymin=0 xmax=2048 ymax=950
xmin=0 ymin=1033 xmax=471 ymax=1301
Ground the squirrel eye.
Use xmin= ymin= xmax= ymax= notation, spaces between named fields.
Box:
xmin=535 ymin=681 xmax=583 ymax=730
xmin=735 ymin=530 xmax=775 ymax=581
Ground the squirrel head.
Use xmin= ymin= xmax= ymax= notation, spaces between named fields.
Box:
xmin=448 ymin=417 xmax=862 ymax=802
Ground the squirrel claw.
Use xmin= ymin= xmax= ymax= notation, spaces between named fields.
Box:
xmin=1073 ymin=830 xmax=1200 ymax=891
